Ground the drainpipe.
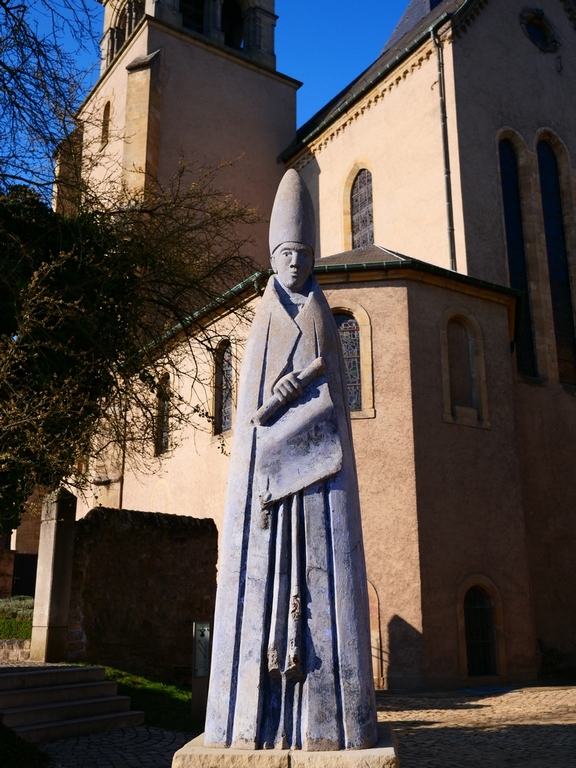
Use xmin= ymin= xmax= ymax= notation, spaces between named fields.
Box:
xmin=432 ymin=30 xmax=458 ymax=272
xmin=118 ymin=402 xmax=127 ymax=510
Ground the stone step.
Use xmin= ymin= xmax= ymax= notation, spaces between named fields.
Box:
xmin=13 ymin=709 xmax=146 ymax=742
xmin=2 ymin=694 xmax=132 ymax=727
xmin=0 ymin=665 xmax=106 ymax=691
xmin=0 ymin=680 xmax=118 ymax=709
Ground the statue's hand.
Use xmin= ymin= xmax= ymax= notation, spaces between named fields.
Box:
xmin=273 ymin=372 xmax=303 ymax=405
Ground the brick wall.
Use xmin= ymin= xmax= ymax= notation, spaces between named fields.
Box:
xmin=67 ymin=508 xmax=217 ymax=683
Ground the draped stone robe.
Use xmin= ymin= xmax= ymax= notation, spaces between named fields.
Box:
xmin=204 ymin=275 xmax=377 ymax=752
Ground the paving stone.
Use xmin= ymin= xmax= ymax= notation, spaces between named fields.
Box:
xmin=377 ymin=686 xmax=576 ymax=767
xmin=41 ymin=726 xmax=195 ymax=768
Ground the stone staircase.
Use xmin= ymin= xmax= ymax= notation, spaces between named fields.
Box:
xmin=0 ymin=665 xmax=145 ymax=741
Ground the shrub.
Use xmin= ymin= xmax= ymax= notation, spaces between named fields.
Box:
xmin=0 ymin=595 xmax=34 ymax=620
xmin=0 ymin=617 xmax=32 ymax=639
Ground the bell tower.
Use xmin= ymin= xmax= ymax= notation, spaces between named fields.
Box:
xmin=79 ymin=0 xmax=299 ymax=265
xmin=100 ymin=0 xmax=278 ymax=73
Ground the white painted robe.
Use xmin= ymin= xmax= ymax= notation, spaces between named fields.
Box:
xmin=204 ymin=275 xmax=377 ymax=751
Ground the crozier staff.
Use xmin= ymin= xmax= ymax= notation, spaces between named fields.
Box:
xmin=204 ymin=170 xmax=377 ymax=752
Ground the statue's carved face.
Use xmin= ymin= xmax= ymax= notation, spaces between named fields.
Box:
xmin=271 ymin=242 xmax=314 ymax=293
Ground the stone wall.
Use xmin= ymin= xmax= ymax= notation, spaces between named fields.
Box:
xmin=67 ymin=508 xmax=217 ymax=683
xmin=13 ymin=508 xmax=42 ymax=554
xmin=0 ymin=639 xmax=30 ymax=662
xmin=0 ymin=551 xmax=15 ymax=598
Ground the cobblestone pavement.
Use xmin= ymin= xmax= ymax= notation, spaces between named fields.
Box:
xmin=377 ymin=686 xmax=576 ymax=767
xmin=40 ymin=726 xmax=196 ymax=768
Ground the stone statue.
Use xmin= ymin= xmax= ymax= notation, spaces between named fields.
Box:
xmin=204 ymin=170 xmax=378 ymax=752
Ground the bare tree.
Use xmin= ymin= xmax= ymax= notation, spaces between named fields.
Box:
xmin=0 ymin=166 xmax=260 ymax=533
xmin=0 ymin=0 xmax=100 ymax=192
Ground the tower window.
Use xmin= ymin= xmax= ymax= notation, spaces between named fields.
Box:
xmin=107 ymin=1 xmax=144 ymax=65
xmin=351 ymin=169 xmax=374 ymax=249
xmin=499 ymin=139 xmax=537 ymax=377
xmin=334 ymin=313 xmax=362 ymax=411
xmin=180 ymin=0 xmax=205 ymax=33
xmin=101 ymin=102 xmax=111 ymax=147
xmin=215 ymin=341 xmax=234 ymax=433
xmin=537 ymin=140 xmax=576 ymax=385
xmin=464 ymin=586 xmax=498 ymax=677
xmin=221 ymin=0 xmax=244 ymax=49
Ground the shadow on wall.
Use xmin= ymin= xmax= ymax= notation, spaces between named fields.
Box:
xmin=386 ymin=614 xmax=425 ymax=690
xmin=298 ymin=156 xmax=321 ymax=259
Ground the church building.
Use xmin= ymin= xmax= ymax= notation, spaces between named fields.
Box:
xmin=60 ymin=0 xmax=576 ymax=689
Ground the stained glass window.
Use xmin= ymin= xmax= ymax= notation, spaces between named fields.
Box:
xmin=334 ymin=314 xmax=362 ymax=411
xmin=520 ymin=10 xmax=560 ymax=53
xmin=464 ymin=586 xmax=498 ymax=677
xmin=215 ymin=341 xmax=234 ymax=433
xmin=351 ymin=169 xmax=374 ymax=249
xmin=537 ymin=141 xmax=576 ymax=385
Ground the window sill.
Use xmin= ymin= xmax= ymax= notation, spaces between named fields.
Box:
xmin=351 ymin=408 xmax=376 ymax=419
xmin=444 ymin=406 xmax=490 ymax=429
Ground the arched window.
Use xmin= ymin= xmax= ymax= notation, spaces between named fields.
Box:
xmin=441 ymin=309 xmax=489 ymax=428
xmin=221 ymin=0 xmax=244 ymax=49
xmin=447 ymin=317 xmax=476 ymax=415
xmin=215 ymin=341 xmax=234 ymax=433
xmin=464 ymin=586 xmax=498 ymax=677
xmin=499 ymin=139 xmax=537 ymax=377
xmin=334 ymin=313 xmax=362 ymax=411
xmin=351 ymin=169 xmax=374 ymax=249
xmin=180 ymin=0 xmax=205 ymax=33
xmin=155 ymin=373 xmax=170 ymax=456
xmin=101 ymin=102 xmax=111 ymax=147
xmin=537 ymin=140 xmax=576 ymax=385
xmin=107 ymin=1 xmax=144 ymax=64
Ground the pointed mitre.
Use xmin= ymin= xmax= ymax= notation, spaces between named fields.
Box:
xmin=269 ymin=170 xmax=316 ymax=257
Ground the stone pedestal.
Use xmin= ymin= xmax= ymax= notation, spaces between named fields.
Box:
xmin=172 ymin=723 xmax=397 ymax=768
xmin=30 ymin=489 xmax=77 ymax=662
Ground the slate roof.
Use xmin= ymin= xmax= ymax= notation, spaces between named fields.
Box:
xmin=284 ymin=0 xmax=473 ymax=160
xmin=312 ymin=244 xmax=518 ymax=299
xmin=383 ymin=0 xmax=447 ymax=52
xmin=315 ymin=244 xmax=410 ymax=267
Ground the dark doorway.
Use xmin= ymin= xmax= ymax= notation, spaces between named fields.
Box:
xmin=12 ymin=553 xmax=38 ymax=597
xmin=464 ymin=586 xmax=498 ymax=676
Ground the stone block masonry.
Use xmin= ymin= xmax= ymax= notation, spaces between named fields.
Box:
xmin=67 ymin=508 xmax=217 ymax=683
xmin=0 ymin=639 xmax=31 ymax=662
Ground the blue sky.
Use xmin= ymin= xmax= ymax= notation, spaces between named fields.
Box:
xmin=275 ymin=1 xmax=409 ymax=125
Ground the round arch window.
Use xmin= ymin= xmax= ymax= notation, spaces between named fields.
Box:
xmin=520 ymin=9 xmax=560 ymax=53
